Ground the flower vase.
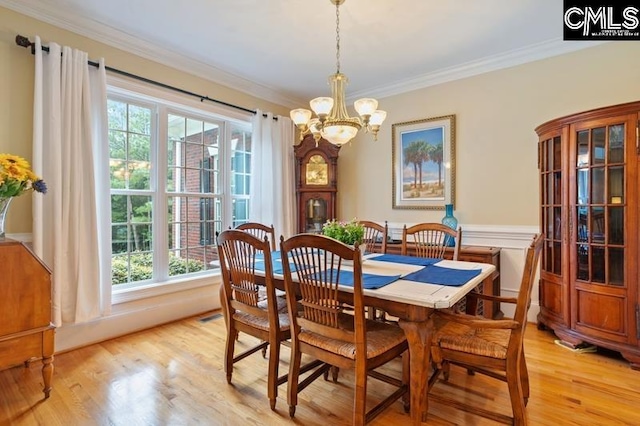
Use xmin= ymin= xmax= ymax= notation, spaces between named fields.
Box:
xmin=343 ymin=243 xmax=367 ymax=266
xmin=0 ymin=197 xmax=13 ymax=240
xmin=441 ymin=203 xmax=458 ymax=247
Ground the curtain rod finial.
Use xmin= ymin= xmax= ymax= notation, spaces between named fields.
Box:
xmin=15 ymin=35 xmax=31 ymax=48
xmin=15 ymin=35 xmax=35 ymax=54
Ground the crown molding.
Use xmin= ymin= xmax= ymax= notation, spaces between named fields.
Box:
xmin=0 ymin=0 xmax=301 ymax=109
xmin=348 ymin=38 xmax=609 ymax=101
xmin=3 ymin=1 xmax=609 ymax=108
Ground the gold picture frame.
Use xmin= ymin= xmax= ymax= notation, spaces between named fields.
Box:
xmin=392 ymin=115 xmax=456 ymax=210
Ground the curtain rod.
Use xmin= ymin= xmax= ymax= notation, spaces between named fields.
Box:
xmin=15 ymin=34 xmax=276 ymax=120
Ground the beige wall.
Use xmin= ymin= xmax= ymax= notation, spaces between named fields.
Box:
xmin=338 ymin=42 xmax=640 ymax=228
xmin=0 ymin=6 xmax=289 ymax=234
xmin=3 ymin=6 xmax=640 ymax=234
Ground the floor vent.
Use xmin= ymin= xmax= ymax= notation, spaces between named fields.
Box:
xmin=198 ymin=313 xmax=222 ymax=323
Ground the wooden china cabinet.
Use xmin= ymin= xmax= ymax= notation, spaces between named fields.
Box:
xmin=536 ymin=101 xmax=640 ymax=368
xmin=294 ymin=134 xmax=340 ymax=234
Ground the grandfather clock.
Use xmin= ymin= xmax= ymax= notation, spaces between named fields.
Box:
xmin=294 ymin=134 xmax=340 ymax=233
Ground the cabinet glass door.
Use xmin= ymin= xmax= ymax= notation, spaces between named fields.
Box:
xmin=573 ymin=122 xmax=626 ymax=286
xmin=540 ymin=135 xmax=563 ymax=276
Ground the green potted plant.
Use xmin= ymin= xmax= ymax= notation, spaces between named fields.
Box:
xmin=322 ymin=218 xmax=366 ymax=261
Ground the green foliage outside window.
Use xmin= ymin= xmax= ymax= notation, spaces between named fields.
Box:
xmin=112 ymin=252 xmax=204 ymax=285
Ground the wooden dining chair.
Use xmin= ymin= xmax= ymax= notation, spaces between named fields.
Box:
xmin=428 ymin=234 xmax=544 ymax=425
xmin=402 ymin=222 xmax=462 ymax=261
xmin=235 ymin=222 xmax=277 ymax=251
xmin=216 ymin=229 xmax=288 ymax=410
xmin=358 ymin=220 xmax=388 ymax=254
xmin=358 ymin=220 xmax=389 ymax=320
xmin=280 ymin=234 xmax=409 ymax=425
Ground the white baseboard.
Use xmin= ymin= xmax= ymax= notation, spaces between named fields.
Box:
xmin=55 ymin=283 xmax=221 ymax=353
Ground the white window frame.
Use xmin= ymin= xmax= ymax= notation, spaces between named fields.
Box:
xmin=107 ymin=75 xmax=253 ymax=305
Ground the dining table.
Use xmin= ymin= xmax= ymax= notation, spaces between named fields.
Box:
xmin=258 ymin=250 xmax=496 ymax=425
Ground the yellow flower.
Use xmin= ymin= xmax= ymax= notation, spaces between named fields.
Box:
xmin=0 ymin=153 xmax=48 ymax=198
xmin=0 ymin=154 xmax=29 ymax=181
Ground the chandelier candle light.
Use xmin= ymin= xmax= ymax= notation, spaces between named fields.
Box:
xmin=290 ymin=0 xmax=387 ymax=146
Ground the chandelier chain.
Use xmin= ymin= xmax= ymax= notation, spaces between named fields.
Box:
xmin=335 ymin=1 xmax=340 ymax=73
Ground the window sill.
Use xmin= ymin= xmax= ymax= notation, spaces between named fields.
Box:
xmin=112 ymin=271 xmax=222 ymax=305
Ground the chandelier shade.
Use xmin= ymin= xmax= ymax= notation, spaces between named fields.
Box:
xmin=290 ymin=0 xmax=386 ymax=146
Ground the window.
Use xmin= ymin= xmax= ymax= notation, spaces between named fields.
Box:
xmin=108 ymin=87 xmax=252 ymax=291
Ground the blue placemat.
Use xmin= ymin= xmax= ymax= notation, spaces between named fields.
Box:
xmin=370 ymin=254 xmax=440 ymax=267
xmin=305 ymin=269 xmax=401 ymax=289
xmin=254 ymin=251 xmax=299 ymax=274
xmin=402 ymin=265 xmax=482 ymax=286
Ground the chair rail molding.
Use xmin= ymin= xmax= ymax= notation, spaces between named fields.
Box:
xmin=386 ymin=223 xmax=538 ymax=249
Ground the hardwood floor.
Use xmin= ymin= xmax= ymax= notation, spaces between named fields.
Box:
xmin=1 ymin=312 xmax=639 ymax=425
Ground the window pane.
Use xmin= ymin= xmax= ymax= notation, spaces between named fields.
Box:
xmin=577 ymin=130 xmax=589 ymax=167
xmin=544 ymin=240 xmax=552 ymax=272
xmin=128 ymin=105 xmax=151 ymax=135
xmin=609 ymin=166 xmax=624 ymax=204
xmin=108 ymin=102 xmax=152 ymax=191
xmin=108 ymin=99 xmax=127 ymax=131
xmin=129 ymin=134 xmax=151 ymax=162
xmin=592 ymin=246 xmax=605 ymax=283
xmin=128 ymin=161 xmax=151 ymax=190
xmin=553 ymin=136 xmax=561 ymax=170
xmin=186 ymin=118 xmax=203 ymax=142
xmin=577 ymin=244 xmax=589 ymax=281
xmin=545 ymin=207 xmax=553 ymax=240
xmin=233 ymin=198 xmax=249 ymax=227
xmin=553 ymin=171 xmax=561 ymax=204
xmin=109 ymin=93 xmax=250 ymax=290
xmin=591 ymin=167 xmax=605 ymax=204
xmin=577 ymin=206 xmax=588 ymax=243
xmin=168 ymin=114 xmax=185 ymax=140
xmin=608 ymin=124 xmax=624 ymax=163
xmin=109 ymin=130 xmax=126 ymax=160
xmin=553 ymin=242 xmax=561 ymax=275
xmin=591 ymin=127 xmax=605 ymax=164
xmin=591 ymin=206 xmax=604 ymax=244
xmin=553 ymin=206 xmax=562 ymax=240
xmin=110 ymin=192 xmax=153 ymax=285
xmin=577 ymin=169 xmax=589 ymax=205
xmin=609 ymin=207 xmax=624 ymax=245
xmin=609 ymin=248 xmax=624 ymax=285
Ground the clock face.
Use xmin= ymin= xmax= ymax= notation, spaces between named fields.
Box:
xmin=305 ymin=155 xmax=328 ymax=185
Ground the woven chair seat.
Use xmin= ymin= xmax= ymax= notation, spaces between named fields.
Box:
xmin=299 ymin=313 xmax=407 ymax=359
xmin=234 ymin=299 xmax=290 ymax=332
xmin=434 ymin=320 xmax=510 ymax=360
xmin=257 ymin=294 xmax=288 ymax=313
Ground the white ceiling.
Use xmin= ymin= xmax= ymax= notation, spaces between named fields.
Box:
xmin=3 ymin=0 xmax=602 ymax=108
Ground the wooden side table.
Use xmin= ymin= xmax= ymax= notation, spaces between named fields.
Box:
xmin=386 ymin=242 xmax=502 ymax=318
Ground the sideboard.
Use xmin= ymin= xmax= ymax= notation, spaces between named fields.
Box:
xmin=0 ymin=239 xmax=54 ymax=398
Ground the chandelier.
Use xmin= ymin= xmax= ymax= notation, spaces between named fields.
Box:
xmin=289 ymin=0 xmax=386 ymax=146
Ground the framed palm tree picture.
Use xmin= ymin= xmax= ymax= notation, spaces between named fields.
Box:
xmin=391 ymin=115 xmax=455 ymax=209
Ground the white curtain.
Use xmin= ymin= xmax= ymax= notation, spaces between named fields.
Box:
xmin=32 ymin=36 xmax=111 ymax=327
xmin=249 ymin=110 xmax=296 ymax=239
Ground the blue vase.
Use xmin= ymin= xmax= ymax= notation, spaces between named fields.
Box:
xmin=441 ymin=203 xmax=458 ymax=247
